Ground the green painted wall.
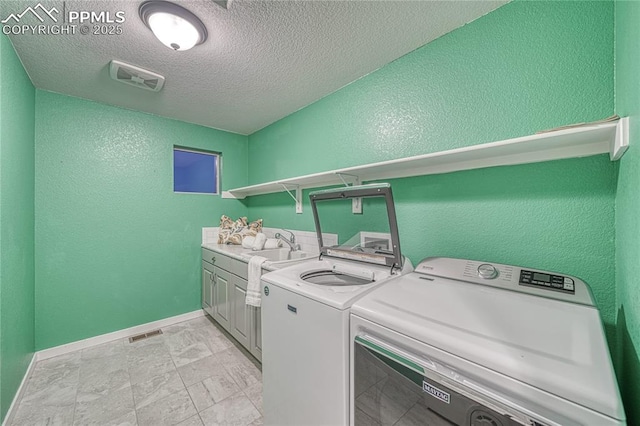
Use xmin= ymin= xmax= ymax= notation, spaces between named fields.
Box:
xmin=248 ymin=0 xmax=619 ymax=346
xmin=34 ymin=91 xmax=248 ymax=350
xmin=614 ymin=0 xmax=640 ymax=423
xmin=0 ymin=35 xmax=35 ymax=422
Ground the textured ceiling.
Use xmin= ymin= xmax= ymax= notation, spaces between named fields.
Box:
xmin=4 ymin=0 xmax=507 ymax=134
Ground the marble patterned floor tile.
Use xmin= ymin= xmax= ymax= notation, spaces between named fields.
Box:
xmin=36 ymin=351 xmax=82 ymax=371
xmin=164 ymin=328 xmax=200 ymax=349
xmin=247 ymin=417 xmax=264 ymax=426
xmin=163 ymin=316 xmax=218 ymax=335
xmin=198 ymin=392 xmax=261 ymax=426
xmin=81 ymin=339 xmax=127 ymax=361
xmin=176 ymin=414 xmax=204 ymax=426
xmin=77 ymin=353 xmax=130 ymax=403
xmin=215 ymin=346 xmax=262 ymax=390
xmin=162 ymin=322 xmax=195 ymax=336
xmin=127 ymin=338 xmax=171 ymax=362
xmin=176 ymin=355 xmax=220 ymax=387
xmin=77 ymin=367 xmax=130 ymax=404
xmin=164 ymin=328 xmax=215 ymax=367
xmin=25 ymin=352 xmax=81 ymax=395
xmin=129 ymin=356 xmax=176 ymax=386
xmin=186 ymin=364 xmax=240 ymax=411
xmin=127 ymin=339 xmax=176 ymax=385
xmin=73 ymin=386 xmax=135 ymax=425
xmin=170 ymin=342 xmax=213 ymax=368
xmin=188 ymin=315 xmax=221 ymax=329
xmin=79 ymin=351 xmax=127 ymax=374
xmin=23 ymin=366 xmax=80 ymax=398
xmin=242 ymin=382 xmax=263 ymax=414
xmin=103 ymin=410 xmax=138 ymax=426
xmin=11 ymin=386 xmax=76 ymax=426
xmin=190 ymin=321 xmax=224 ymax=341
xmin=215 ymin=346 xmax=252 ymax=367
xmin=132 ymin=369 xmax=186 ymax=409
xmin=19 ymin=379 xmax=78 ymax=408
xmin=220 ymin=357 xmax=262 ymax=391
xmin=11 ymin=404 xmax=75 ymax=426
xmin=201 ymin=332 xmax=235 ymax=355
xmin=136 ymin=389 xmax=197 ymax=426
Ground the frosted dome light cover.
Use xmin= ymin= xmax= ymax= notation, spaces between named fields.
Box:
xmin=140 ymin=1 xmax=207 ymax=51
xmin=148 ymin=12 xmax=199 ymax=51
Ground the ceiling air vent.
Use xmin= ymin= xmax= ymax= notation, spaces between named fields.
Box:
xmin=109 ymin=60 xmax=165 ymax=92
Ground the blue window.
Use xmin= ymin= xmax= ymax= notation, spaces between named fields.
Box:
xmin=173 ymin=147 xmax=220 ymax=194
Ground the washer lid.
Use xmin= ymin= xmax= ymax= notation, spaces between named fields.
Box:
xmin=309 ymin=183 xmax=403 ymax=270
xmin=351 ymin=272 xmax=625 ymax=422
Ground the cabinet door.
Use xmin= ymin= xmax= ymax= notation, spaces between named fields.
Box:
xmin=213 ymin=267 xmax=231 ymax=331
xmin=250 ymin=306 xmax=262 ymax=362
xmin=202 ymin=266 xmax=214 ymax=316
xmin=230 ymin=275 xmax=251 ymax=350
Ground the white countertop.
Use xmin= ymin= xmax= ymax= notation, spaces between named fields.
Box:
xmin=201 ymin=243 xmax=315 ymax=271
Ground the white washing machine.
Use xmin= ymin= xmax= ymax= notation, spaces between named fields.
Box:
xmin=262 ymin=184 xmax=413 ymax=426
xmin=350 ymin=257 xmax=626 ymax=426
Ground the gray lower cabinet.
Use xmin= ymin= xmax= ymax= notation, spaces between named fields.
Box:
xmin=250 ymin=306 xmax=262 ymax=360
xmin=202 ymin=266 xmax=214 ymax=316
xmin=202 ymin=247 xmax=262 ymax=362
xmin=212 ymin=266 xmax=231 ymax=331
xmin=230 ymin=274 xmax=251 ymax=349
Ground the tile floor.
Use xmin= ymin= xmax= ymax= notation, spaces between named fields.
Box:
xmin=9 ymin=315 xmax=263 ymax=426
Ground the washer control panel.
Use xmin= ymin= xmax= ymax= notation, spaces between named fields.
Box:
xmin=414 ymin=257 xmax=593 ymax=306
xmin=519 ymin=270 xmax=574 ymax=293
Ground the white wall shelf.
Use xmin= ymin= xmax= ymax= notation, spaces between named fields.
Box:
xmin=222 ymin=118 xmax=630 ymax=211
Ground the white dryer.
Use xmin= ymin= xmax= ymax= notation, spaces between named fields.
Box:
xmin=262 ymin=184 xmax=412 ymax=426
xmin=350 ymin=257 xmax=626 ymax=426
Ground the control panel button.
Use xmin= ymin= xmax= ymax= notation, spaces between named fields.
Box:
xmin=477 ymin=264 xmax=498 ymax=279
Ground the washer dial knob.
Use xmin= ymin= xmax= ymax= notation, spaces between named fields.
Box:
xmin=477 ymin=263 xmax=498 ymax=279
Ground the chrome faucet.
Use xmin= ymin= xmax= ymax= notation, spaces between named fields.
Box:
xmin=275 ymin=229 xmax=300 ymax=251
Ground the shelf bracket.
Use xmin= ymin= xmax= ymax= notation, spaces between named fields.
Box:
xmin=336 ymin=172 xmax=362 ymax=214
xmin=611 ymin=117 xmax=630 ymax=161
xmin=280 ymin=184 xmax=303 ymax=214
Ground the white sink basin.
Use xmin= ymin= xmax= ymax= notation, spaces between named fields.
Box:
xmin=249 ymin=248 xmax=312 ymax=263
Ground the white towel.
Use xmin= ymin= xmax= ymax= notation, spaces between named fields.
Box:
xmin=252 ymin=233 xmax=267 ymax=251
xmin=263 ymin=238 xmax=282 ymax=249
xmin=242 ymin=236 xmax=255 ymax=249
xmin=246 ymin=256 xmax=267 ymax=307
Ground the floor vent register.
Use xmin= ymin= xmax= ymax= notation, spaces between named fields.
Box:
xmin=128 ymin=329 xmax=163 ymax=343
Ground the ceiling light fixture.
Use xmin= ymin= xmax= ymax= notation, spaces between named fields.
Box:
xmin=139 ymin=1 xmax=208 ymax=51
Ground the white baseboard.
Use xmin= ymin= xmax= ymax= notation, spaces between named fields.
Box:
xmin=37 ymin=309 xmax=204 ymax=361
xmin=2 ymin=354 xmax=36 ymax=426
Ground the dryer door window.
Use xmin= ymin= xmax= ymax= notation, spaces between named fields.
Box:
xmin=353 ymin=337 xmax=531 ymax=426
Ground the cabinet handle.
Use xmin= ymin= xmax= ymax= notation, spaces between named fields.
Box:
xmin=211 ymin=256 xmax=216 ymax=263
